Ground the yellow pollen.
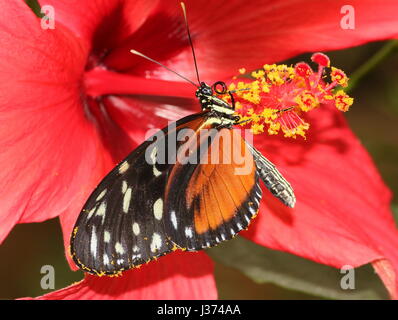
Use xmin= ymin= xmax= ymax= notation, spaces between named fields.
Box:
xmin=261 ymin=108 xmax=278 ymax=120
xmin=251 ymin=123 xmax=265 ymax=134
xmin=282 ymin=122 xmax=310 ymax=139
xmin=262 ymin=83 xmax=270 ymax=93
xmin=268 ymin=122 xmax=281 ymax=135
xmin=331 ymin=67 xmax=349 ymax=87
xmin=230 ymin=56 xmax=352 ymax=139
xmin=295 ymin=91 xmax=319 ymax=112
xmin=267 ymin=71 xmax=285 ymax=85
xmin=334 ymin=90 xmax=354 ymax=111
xmin=251 ymin=70 xmax=265 ymax=79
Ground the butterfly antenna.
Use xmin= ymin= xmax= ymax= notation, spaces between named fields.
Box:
xmin=130 ymin=49 xmax=199 ymax=88
xmin=180 ymin=2 xmax=201 ymax=85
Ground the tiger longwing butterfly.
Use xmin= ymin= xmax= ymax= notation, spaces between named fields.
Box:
xmin=70 ymin=2 xmax=296 ymax=276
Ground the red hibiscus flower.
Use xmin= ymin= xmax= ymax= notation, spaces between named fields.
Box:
xmin=1 ymin=0 xmax=398 ymax=299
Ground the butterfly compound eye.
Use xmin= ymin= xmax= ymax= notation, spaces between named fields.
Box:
xmin=212 ymin=81 xmax=228 ymax=94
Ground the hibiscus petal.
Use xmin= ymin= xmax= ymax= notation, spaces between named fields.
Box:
xmin=103 ymin=95 xmax=197 ymax=142
xmin=0 ymin=1 xmax=111 ymax=242
xmin=35 ymin=0 xmax=398 ymax=85
xmin=37 ymin=0 xmax=157 ymax=43
xmin=25 ymin=251 xmax=216 ymax=300
xmin=101 ymin=0 xmax=398 ymax=82
xmin=241 ymin=107 xmax=398 ymax=298
xmin=164 ymin=0 xmax=398 ymax=81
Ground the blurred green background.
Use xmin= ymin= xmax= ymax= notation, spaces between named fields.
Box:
xmin=0 ymin=38 xmax=397 ymax=299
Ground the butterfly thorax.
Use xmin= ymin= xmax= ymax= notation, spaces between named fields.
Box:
xmin=196 ymin=82 xmax=238 ymax=127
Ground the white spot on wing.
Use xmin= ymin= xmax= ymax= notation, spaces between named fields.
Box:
xmin=150 ymin=233 xmax=162 ymax=252
xmin=87 ymin=206 xmax=96 ymax=219
xmin=253 ymin=197 xmax=260 ymax=206
xmin=171 ymin=211 xmax=178 ymax=229
xmin=104 ymin=231 xmax=110 ymax=243
xmin=153 ymin=165 xmax=162 ymax=177
xmin=248 ymin=205 xmax=256 ymax=215
xmin=150 ymin=146 xmax=157 ymax=164
xmin=202 ymin=241 xmax=211 ymax=249
xmin=115 ymin=242 xmax=125 ymax=255
xmin=96 ymin=189 xmax=107 ymax=201
xmin=103 ymin=254 xmax=109 ymax=266
xmin=153 ymin=198 xmax=163 ymax=220
xmin=122 ymin=181 xmax=128 ymax=193
xmin=123 ymin=188 xmax=132 ymax=213
xmin=132 ymin=222 xmax=140 ymax=235
xmin=96 ymin=202 xmax=106 ymax=222
xmin=150 ymin=146 xmax=162 ymax=176
xmin=119 ymin=161 xmax=129 ymax=174
xmin=132 ymin=245 xmax=139 ymax=253
xmin=90 ymin=227 xmax=97 ymax=259
xmin=185 ymin=226 xmax=193 ymax=238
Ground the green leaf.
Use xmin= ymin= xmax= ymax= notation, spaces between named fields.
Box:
xmin=345 ymin=40 xmax=398 ymax=93
xmin=392 ymin=204 xmax=398 ymax=226
xmin=207 ymin=237 xmax=388 ymax=300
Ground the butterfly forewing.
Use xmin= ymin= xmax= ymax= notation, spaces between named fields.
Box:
xmin=70 ymin=113 xmax=206 ymax=275
xmin=164 ymin=120 xmax=262 ymax=251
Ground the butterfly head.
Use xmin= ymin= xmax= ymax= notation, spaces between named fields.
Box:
xmin=196 ymin=82 xmax=213 ymax=98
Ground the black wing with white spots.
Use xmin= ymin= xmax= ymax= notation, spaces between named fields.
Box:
xmin=70 ymin=113 xmax=205 ymax=275
xmin=70 ymin=112 xmax=295 ymax=276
